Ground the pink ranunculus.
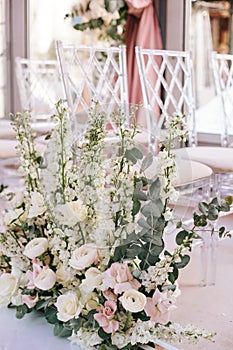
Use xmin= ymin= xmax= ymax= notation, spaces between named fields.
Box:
xmin=144 ymin=289 xmax=177 ymax=324
xmin=34 ymin=267 xmax=56 ymax=291
xmin=26 ymin=259 xmax=42 ymax=290
xmin=25 ymin=259 xmax=56 ymax=291
xmin=94 ymin=300 xmax=119 ymax=333
xmin=69 ymin=244 xmax=100 ymax=271
xmin=103 ymin=262 xmax=141 ymax=294
xmin=22 ymin=294 xmax=38 ymax=308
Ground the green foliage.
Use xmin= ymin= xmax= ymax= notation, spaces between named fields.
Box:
xmin=54 ymin=323 xmax=72 ymax=338
xmin=45 ymin=306 xmax=59 ymax=324
xmin=16 ymin=304 xmax=30 ymax=319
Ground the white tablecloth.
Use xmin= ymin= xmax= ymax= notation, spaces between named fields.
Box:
xmin=0 ymin=308 xmax=78 ymax=350
xmin=0 ymin=308 xmax=179 ymax=350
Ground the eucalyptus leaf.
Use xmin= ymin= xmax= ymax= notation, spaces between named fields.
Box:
xmin=137 ymin=217 xmax=151 ymax=229
xmin=36 ymin=297 xmax=55 ymax=311
xmin=149 ymin=178 xmax=161 ymax=201
xmin=125 ymin=147 xmax=143 ymax=164
xmin=141 ymin=201 xmax=163 ymax=218
xmin=140 ymin=152 xmax=153 ymax=172
xmin=132 ymin=199 xmax=141 ymax=216
xmin=54 ymin=323 xmax=72 ymax=338
xmin=193 ymin=213 xmax=207 ymax=227
xmin=133 ymin=188 xmax=148 ymax=201
xmin=98 ymin=328 xmax=111 ymax=340
xmin=198 ymin=201 xmax=209 ymax=215
xmin=65 ymin=317 xmax=82 ymax=332
xmin=126 ymin=245 xmax=142 ymax=259
xmin=225 ymin=196 xmax=233 ymax=206
xmin=218 ymin=226 xmax=225 ymax=238
xmin=168 ymin=267 xmax=179 ymax=284
xmin=16 ymin=304 xmax=29 ymax=319
xmin=219 ymin=202 xmax=230 ymax=212
xmin=174 ymin=254 xmax=190 ymax=269
xmin=142 ymin=234 xmax=163 ymax=247
xmin=161 ymin=284 xmax=176 ymax=292
xmin=207 ymin=204 xmax=219 ymax=221
xmin=45 ymin=306 xmax=58 ymax=324
xmin=176 ymin=230 xmax=189 ymax=245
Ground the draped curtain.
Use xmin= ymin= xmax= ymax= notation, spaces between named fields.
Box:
xmin=125 ymin=0 xmax=163 ymax=126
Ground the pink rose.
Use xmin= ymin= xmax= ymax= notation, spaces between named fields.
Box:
xmin=144 ymin=289 xmax=177 ymax=324
xmin=103 ymin=262 xmax=141 ymax=294
xmin=22 ymin=294 xmax=38 ymax=308
xmin=103 ymin=289 xmax=118 ymax=302
xmin=94 ymin=300 xmax=119 ymax=333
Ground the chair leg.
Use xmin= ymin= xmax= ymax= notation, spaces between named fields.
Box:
xmin=199 ymin=232 xmax=210 ymax=287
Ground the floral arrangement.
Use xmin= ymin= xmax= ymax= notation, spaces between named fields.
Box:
xmin=66 ymin=0 xmax=128 ymax=43
xmin=0 ymin=101 xmax=231 ymax=350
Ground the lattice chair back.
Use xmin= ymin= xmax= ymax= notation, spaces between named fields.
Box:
xmin=55 ymin=41 xmax=129 ymax=133
xmin=15 ymin=57 xmax=64 ymax=123
xmin=135 ymin=47 xmax=196 ymax=148
xmin=211 ymin=51 xmax=233 ymax=146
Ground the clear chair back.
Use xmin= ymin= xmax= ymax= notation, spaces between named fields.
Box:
xmin=55 ymin=41 xmax=129 ymax=132
xmin=211 ymin=51 xmax=233 ymax=146
xmin=135 ymin=47 xmax=196 ymax=147
xmin=15 ymin=57 xmax=64 ymax=122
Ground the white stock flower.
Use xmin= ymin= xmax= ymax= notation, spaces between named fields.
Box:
xmin=27 ymin=191 xmax=46 ymax=218
xmin=0 ymin=273 xmax=18 ymax=307
xmin=55 ymin=200 xmax=88 ymax=226
xmin=34 ymin=268 xmax=56 ymax=290
xmin=23 ymin=237 xmax=48 ymax=259
xmin=3 ymin=208 xmax=24 ymax=226
xmin=119 ymin=289 xmax=147 ymax=313
xmin=69 ymin=244 xmax=99 ymax=271
xmin=55 ymin=292 xmax=82 ymax=322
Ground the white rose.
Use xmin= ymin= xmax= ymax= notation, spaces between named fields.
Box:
xmin=119 ymin=289 xmax=147 ymax=313
xmin=0 ymin=273 xmax=18 ymax=307
xmin=69 ymin=244 xmax=99 ymax=270
xmin=34 ymin=268 xmax=56 ymax=290
xmin=55 ymin=293 xmax=82 ymax=322
xmin=27 ymin=191 xmax=46 ymax=218
xmin=81 ymin=292 xmax=99 ymax=311
xmin=79 ymin=267 xmax=103 ymax=294
xmin=23 ymin=237 xmax=48 ymax=259
xmin=55 ymin=200 xmax=88 ymax=226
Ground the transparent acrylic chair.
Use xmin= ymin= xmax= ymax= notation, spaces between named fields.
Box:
xmin=211 ymin=51 xmax=233 ymax=147
xmin=55 ymin=40 xmax=129 ymax=139
xmin=15 ymin=57 xmax=65 ymax=134
xmin=135 ymin=46 xmax=220 ymax=286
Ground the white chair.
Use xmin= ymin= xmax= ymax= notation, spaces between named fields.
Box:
xmin=55 ymin=41 xmax=129 ymax=138
xmin=15 ymin=57 xmax=65 ymax=133
xmin=135 ymin=46 xmax=223 ymax=286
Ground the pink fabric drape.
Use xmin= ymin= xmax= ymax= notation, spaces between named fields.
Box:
xmin=125 ymin=0 xmax=163 ymax=122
